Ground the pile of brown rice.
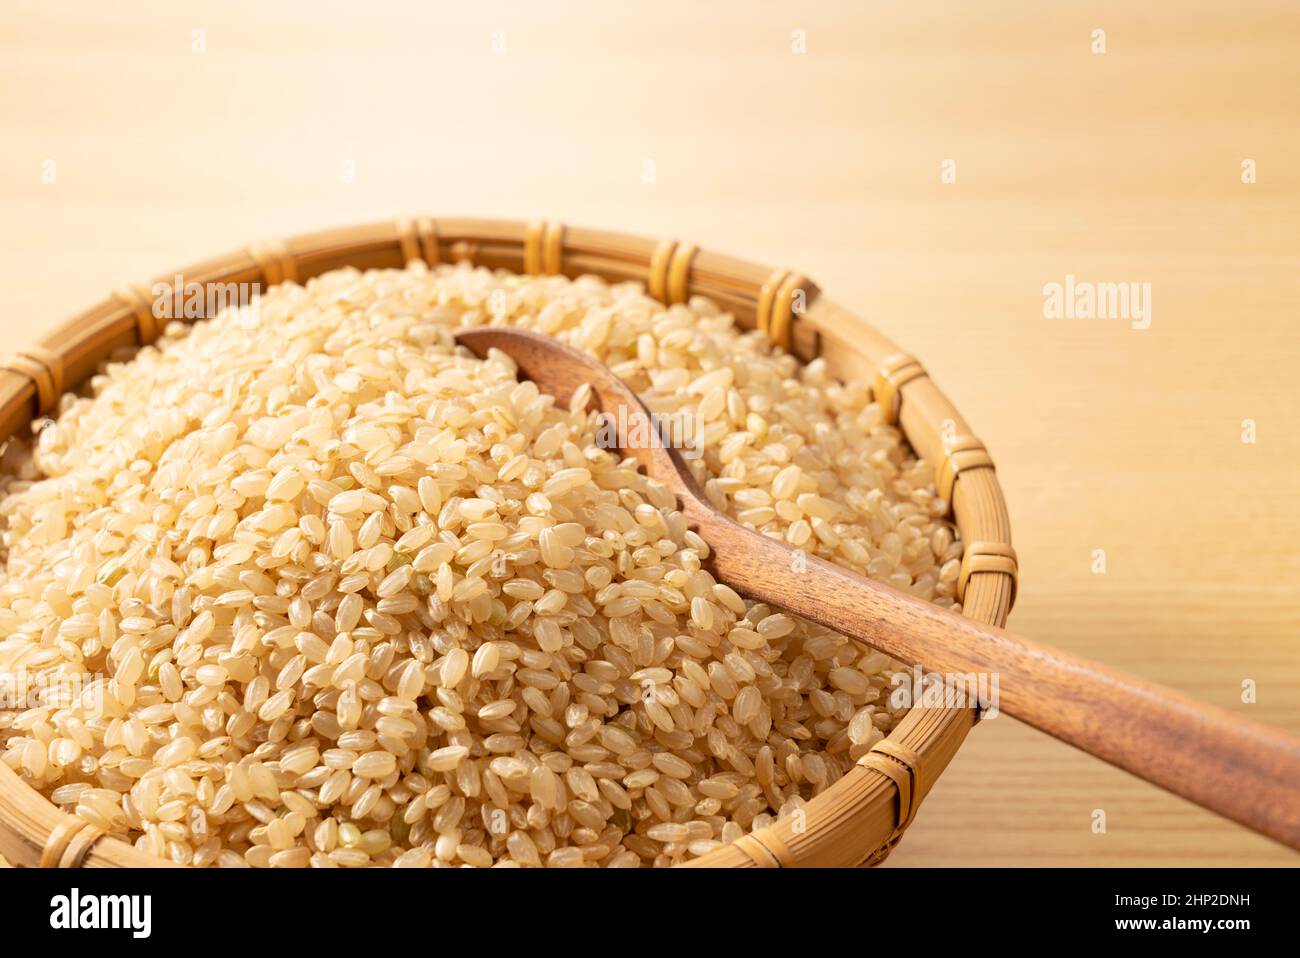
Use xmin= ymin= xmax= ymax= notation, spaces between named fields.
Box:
xmin=0 ymin=263 xmax=961 ymax=867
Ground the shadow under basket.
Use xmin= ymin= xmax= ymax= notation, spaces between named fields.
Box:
xmin=0 ymin=217 xmax=1016 ymax=868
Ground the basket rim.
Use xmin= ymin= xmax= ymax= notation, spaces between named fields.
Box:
xmin=0 ymin=216 xmax=1014 ymax=869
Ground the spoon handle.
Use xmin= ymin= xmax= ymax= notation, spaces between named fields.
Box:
xmin=690 ymin=507 xmax=1300 ymax=850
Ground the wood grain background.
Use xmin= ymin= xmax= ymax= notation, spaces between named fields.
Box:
xmin=0 ymin=0 xmax=1296 ymax=865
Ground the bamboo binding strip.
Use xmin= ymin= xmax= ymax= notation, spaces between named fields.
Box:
xmin=113 ymin=285 xmax=160 ymax=346
xmin=246 ymin=238 xmax=297 ymax=287
xmin=396 ymin=217 xmax=440 ymax=266
xmin=855 ymin=739 xmax=924 ymax=866
xmin=0 ymin=347 xmax=63 ymax=415
xmin=648 ymin=240 xmax=675 ymax=302
xmin=875 ymin=353 xmax=927 ymax=425
xmin=648 ymin=239 xmax=698 ymax=305
xmin=732 ymin=826 xmax=797 ymax=868
xmin=959 ymin=541 xmax=1019 ymax=609
xmin=40 ymin=819 xmax=104 ymax=869
xmin=755 ymin=270 xmax=811 ymax=353
xmin=936 ymin=434 xmax=995 ymax=503
xmin=524 ymin=220 xmax=566 ymax=276
xmin=0 ymin=217 xmax=1014 ymax=868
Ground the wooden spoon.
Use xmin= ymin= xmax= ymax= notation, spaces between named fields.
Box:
xmin=454 ymin=326 xmax=1300 ymax=851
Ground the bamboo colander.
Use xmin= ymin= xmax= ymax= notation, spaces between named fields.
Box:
xmin=0 ymin=218 xmax=1016 ymax=868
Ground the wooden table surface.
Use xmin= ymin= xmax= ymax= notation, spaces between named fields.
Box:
xmin=1 ymin=0 xmax=1297 ymax=866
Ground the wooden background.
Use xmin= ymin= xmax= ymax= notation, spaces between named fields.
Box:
xmin=1 ymin=0 xmax=1296 ymax=865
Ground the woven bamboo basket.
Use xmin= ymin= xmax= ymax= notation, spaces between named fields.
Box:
xmin=0 ymin=217 xmax=1016 ymax=868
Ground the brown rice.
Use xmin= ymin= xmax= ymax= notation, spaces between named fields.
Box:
xmin=0 ymin=262 xmax=961 ymax=867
